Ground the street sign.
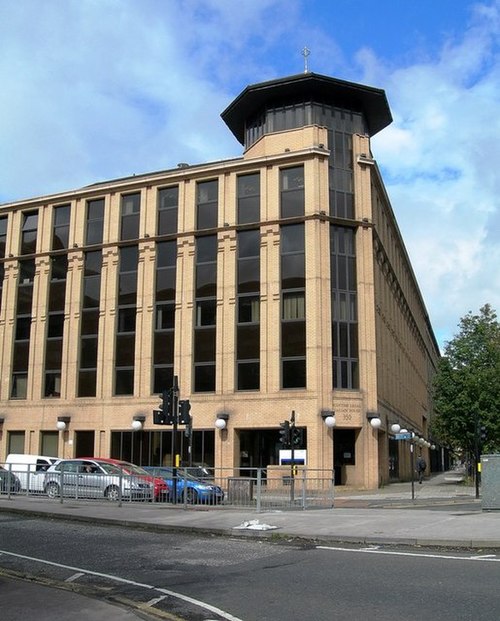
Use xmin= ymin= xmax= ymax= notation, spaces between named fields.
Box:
xmin=393 ymin=432 xmax=412 ymax=440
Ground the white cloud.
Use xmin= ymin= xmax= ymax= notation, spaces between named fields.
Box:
xmin=369 ymin=2 xmax=500 ymax=347
xmin=0 ymin=0 xmax=499 ymax=350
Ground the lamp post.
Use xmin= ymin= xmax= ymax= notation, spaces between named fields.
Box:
xmin=391 ymin=422 xmax=434 ymax=501
xmin=321 ymin=411 xmax=336 ymax=484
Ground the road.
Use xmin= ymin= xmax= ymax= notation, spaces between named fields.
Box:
xmin=1 ymin=510 xmax=500 ymax=620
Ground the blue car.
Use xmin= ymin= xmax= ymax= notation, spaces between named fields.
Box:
xmin=144 ymin=466 xmax=224 ymax=504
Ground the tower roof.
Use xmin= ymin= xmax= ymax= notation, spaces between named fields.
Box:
xmin=221 ymin=72 xmax=392 ymax=145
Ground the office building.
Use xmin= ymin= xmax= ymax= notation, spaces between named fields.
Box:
xmin=0 ymin=72 xmax=440 ymax=488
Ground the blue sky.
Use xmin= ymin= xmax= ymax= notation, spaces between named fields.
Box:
xmin=1 ymin=0 xmax=499 ymax=350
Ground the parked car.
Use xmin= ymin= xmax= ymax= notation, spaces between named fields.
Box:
xmin=79 ymin=458 xmax=169 ymax=502
xmin=4 ymin=454 xmax=58 ymax=493
xmin=182 ymin=464 xmax=215 ymax=481
xmin=144 ymin=466 xmax=224 ymax=504
xmin=43 ymin=458 xmax=157 ymax=502
xmin=0 ymin=465 xmax=22 ymax=493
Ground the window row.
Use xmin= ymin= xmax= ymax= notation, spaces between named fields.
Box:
xmin=2 ymin=165 xmax=312 ymax=260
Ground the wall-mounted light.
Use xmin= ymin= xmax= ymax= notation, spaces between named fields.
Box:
xmin=390 ymin=423 xmax=401 ymax=434
xmin=132 ymin=414 xmax=146 ymax=431
xmin=357 ymin=154 xmax=374 ymax=165
xmin=215 ymin=413 xmax=229 ymax=430
xmin=56 ymin=416 xmax=71 ymax=431
xmin=0 ymin=417 xmax=5 ymax=427
xmin=321 ymin=410 xmax=336 ymax=428
xmin=367 ymin=412 xmax=382 ymax=429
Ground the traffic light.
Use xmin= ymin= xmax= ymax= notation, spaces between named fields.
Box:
xmin=179 ymin=399 xmax=192 ymax=425
xmin=153 ymin=389 xmax=174 ymax=425
xmin=279 ymin=421 xmax=290 ymax=447
xmin=292 ymin=426 xmax=304 ymax=447
xmin=480 ymin=425 xmax=487 ymax=444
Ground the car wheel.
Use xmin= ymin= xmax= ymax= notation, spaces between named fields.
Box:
xmin=46 ymin=482 xmax=60 ymax=499
xmin=105 ymin=485 xmax=121 ymax=502
xmin=185 ymin=488 xmax=198 ymax=504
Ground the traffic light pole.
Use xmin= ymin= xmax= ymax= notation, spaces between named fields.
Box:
xmin=290 ymin=411 xmax=296 ymax=503
xmin=154 ymin=376 xmax=192 ymax=505
xmin=171 ymin=375 xmax=179 ymax=504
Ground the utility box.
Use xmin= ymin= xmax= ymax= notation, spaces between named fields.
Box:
xmin=481 ymin=454 xmax=500 ymax=510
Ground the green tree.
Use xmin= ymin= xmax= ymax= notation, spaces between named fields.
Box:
xmin=431 ymin=304 xmax=500 ymax=454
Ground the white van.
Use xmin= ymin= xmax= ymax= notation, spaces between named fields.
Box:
xmin=4 ymin=454 xmax=58 ymax=493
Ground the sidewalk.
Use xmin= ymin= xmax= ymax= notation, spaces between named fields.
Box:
xmin=1 ymin=471 xmax=499 ymax=549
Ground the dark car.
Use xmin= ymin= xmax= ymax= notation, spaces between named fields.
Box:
xmin=144 ymin=466 xmax=224 ymax=504
xmin=0 ymin=465 xmax=22 ymax=493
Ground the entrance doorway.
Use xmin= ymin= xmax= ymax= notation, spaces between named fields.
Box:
xmin=238 ymin=429 xmax=280 ymax=474
xmin=333 ymin=429 xmax=356 ymax=485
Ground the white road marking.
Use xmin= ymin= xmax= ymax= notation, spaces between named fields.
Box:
xmin=145 ymin=595 xmax=168 ymax=606
xmin=0 ymin=549 xmax=244 ymax=621
xmin=317 ymin=545 xmax=500 ymax=562
xmin=65 ymin=572 xmax=86 ymax=582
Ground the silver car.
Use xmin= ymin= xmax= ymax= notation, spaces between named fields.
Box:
xmin=44 ymin=458 xmax=154 ymax=502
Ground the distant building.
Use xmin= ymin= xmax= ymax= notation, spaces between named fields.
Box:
xmin=0 ymin=72 xmax=440 ymax=488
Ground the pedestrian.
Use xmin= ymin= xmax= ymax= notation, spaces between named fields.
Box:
xmin=416 ymin=455 xmax=427 ymax=484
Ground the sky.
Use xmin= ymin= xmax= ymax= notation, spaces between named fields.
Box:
xmin=1 ymin=0 xmax=499 ymax=351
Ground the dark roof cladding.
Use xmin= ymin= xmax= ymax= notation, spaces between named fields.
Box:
xmin=221 ymin=72 xmax=392 ymax=145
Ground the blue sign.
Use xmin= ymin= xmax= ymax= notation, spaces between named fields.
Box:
xmin=394 ymin=433 xmax=412 ymax=440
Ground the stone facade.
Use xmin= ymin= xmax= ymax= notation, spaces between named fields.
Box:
xmin=0 ymin=73 xmax=440 ymax=488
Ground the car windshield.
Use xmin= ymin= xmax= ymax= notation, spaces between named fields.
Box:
xmin=155 ymin=468 xmax=201 ymax=481
xmin=98 ymin=463 xmax=124 ymax=475
xmin=116 ymin=462 xmax=150 ymax=476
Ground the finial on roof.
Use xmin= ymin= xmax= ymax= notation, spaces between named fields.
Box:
xmin=301 ymin=46 xmax=311 ymax=73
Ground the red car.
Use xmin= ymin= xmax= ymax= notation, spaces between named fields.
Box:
xmin=80 ymin=457 xmax=169 ymax=502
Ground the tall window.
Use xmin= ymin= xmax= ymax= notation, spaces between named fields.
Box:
xmin=281 ymin=224 xmax=306 ymax=388
xmin=194 ymin=235 xmax=217 ymax=392
xmin=0 ymin=216 xmax=7 ymax=312
xmin=78 ymin=251 xmax=102 ymax=397
xmin=21 ymin=211 xmax=38 ymax=255
xmin=153 ymin=241 xmax=176 ymax=393
xmin=44 ymin=207 xmax=70 ymax=397
xmin=44 ymin=256 xmax=67 ymax=397
xmin=12 ymin=259 xmax=35 ymax=398
xmin=86 ymin=198 xmax=104 ymax=245
xmin=280 ymin=166 xmax=304 ymax=218
xmin=115 ymin=246 xmax=138 ymax=395
xmin=329 ymin=131 xmax=354 ymax=218
xmin=236 ymin=230 xmax=260 ymax=390
xmin=331 ymin=226 xmax=358 ymax=388
xmin=237 ymin=173 xmax=260 ymax=224
xmin=120 ymin=193 xmax=140 ymax=241
xmin=196 ymin=180 xmax=218 ymax=230
xmin=52 ymin=204 xmax=71 ymax=250
xmin=158 ymin=186 xmax=178 ymax=235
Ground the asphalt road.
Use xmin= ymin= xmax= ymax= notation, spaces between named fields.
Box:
xmin=1 ymin=511 xmax=500 ymax=620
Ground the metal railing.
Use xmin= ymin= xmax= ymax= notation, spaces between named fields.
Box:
xmin=0 ymin=463 xmax=334 ymax=511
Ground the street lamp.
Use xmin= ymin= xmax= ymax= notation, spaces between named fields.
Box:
xmin=132 ymin=414 xmax=146 ymax=431
xmin=215 ymin=413 xmax=229 ymax=430
xmin=367 ymin=412 xmax=382 ymax=429
xmin=56 ymin=416 xmax=71 ymax=431
xmin=321 ymin=411 xmax=336 ymax=484
xmin=321 ymin=410 xmax=336 ymax=428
